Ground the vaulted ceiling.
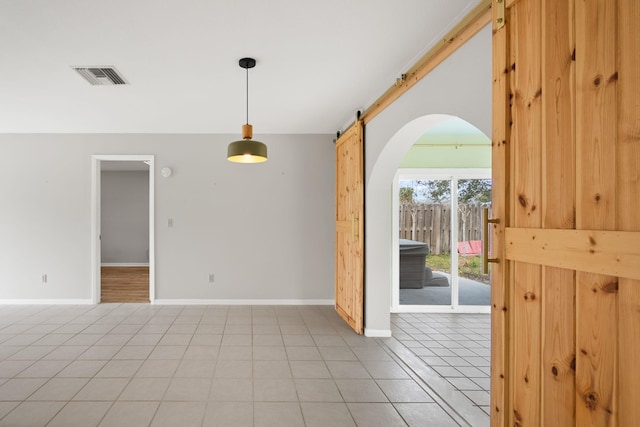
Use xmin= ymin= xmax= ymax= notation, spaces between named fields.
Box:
xmin=0 ymin=0 xmax=483 ymax=134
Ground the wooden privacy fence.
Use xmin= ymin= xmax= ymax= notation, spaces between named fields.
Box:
xmin=399 ymin=203 xmax=484 ymax=255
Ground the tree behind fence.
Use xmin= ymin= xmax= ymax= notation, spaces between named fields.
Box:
xmin=399 ymin=203 xmax=483 ymax=255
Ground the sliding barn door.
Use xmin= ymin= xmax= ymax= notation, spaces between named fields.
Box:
xmin=335 ymin=121 xmax=364 ymax=334
xmin=491 ymin=0 xmax=640 ymax=425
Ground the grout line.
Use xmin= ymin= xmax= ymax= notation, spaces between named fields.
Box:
xmin=0 ymin=305 xmax=490 ymax=426
xmin=376 ymin=335 xmax=488 ymax=427
xmin=375 ymin=338 xmax=469 ymax=426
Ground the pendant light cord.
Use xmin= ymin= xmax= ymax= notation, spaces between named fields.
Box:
xmin=245 ymin=66 xmax=249 ymax=125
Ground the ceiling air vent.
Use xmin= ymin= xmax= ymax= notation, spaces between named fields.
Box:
xmin=72 ymin=66 xmax=128 ymax=86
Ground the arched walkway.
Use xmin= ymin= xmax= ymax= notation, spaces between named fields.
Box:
xmin=364 ymin=113 xmax=490 ymax=335
xmin=389 ymin=117 xmax=491 ymax=312
xmin=360 ymin=24 xmax=492 ymax=336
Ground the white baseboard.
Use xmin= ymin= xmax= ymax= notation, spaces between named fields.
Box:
xmin=153 ymin=299 xmax=335 ymax=306
xmin=0 ymin=299 xmax=94 ymax=305
xmin=0 ymin=299 xmax=335 ymax=306
xmin=364 ymin=328 xmax=392 ymax=338
xmin=101 ymin=263 xmax=150 ymax=267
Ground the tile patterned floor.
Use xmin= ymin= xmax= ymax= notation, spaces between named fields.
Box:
xmin=0 ymin=305 xmax=490 ymax=426
xmin=389 ymin=313 xmax=491 ymax=418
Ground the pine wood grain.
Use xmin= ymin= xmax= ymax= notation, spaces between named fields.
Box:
xmin=541 ymin=0 xmax=576 ymax=423
xmin=335 ymin=121 xmax=364 ymax=334
xmin=575 ymin=0 xmax=618 ymax=424
xmin=616 ymin=0 xmax=640 ymax=423
xmin=494 ymin=0 xmax=638 ymax=424
xmin=505 ymin=228 xmax=640 ymax=280
xmin=490 ymin=1 xmax=511 ymax=424
xmin=509 ymin=0 xmax=543 ymax=425
xmin=101 ymin=266 xmax=149 ymax=303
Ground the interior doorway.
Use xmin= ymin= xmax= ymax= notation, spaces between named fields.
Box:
xmin=91 ymin=155 xmax=155 ymax=304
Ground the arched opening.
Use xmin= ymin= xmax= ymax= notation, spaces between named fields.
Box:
xmin=365 ymin=113 xmax=491 ymax=334
xmin=361 ymin=24 xmax=491 ymax=337
xmin=355 ymin=22 xmax=492 ymax=423
xmin=390 ymin=116 xmax=491 ymax=313
xmin=363 ymin=114 xmax=493 ymax=420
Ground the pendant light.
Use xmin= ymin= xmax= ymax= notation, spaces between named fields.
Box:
xmin=227 ymin=57 xmax=268 ymax=163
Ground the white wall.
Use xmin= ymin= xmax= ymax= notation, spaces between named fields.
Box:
xmin=101 ymin=170 xmax=150 ymax=264
xmin=363 ymin=25 xmax=492 ymax=335
xmin=0 ymin=134 xmax=335 ymax=303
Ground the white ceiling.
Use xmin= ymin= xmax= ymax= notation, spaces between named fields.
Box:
xmin=0 ymin=0 xmax=482 ymax=135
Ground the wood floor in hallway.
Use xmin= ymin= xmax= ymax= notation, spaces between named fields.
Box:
xmin=100 ymin=266 xmax=149 ymax=303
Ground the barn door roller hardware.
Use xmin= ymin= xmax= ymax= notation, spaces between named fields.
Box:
xmin=495 ymin=0 xmax=505 ymax=29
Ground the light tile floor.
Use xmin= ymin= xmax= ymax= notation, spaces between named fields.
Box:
xmin=0 ymin=305 xmax=490 ymax=426
xmin=389 ymin=313 xmax=491 ymax=419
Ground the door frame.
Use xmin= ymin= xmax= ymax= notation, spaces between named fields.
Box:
xmin=391 ymin=168 xmax=491 ymax=313
xmin=91 ymin=154 xmax=155 ymax=304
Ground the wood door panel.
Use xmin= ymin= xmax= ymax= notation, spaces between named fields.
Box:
xmin=509 ymin=0 xmax=544 ymax=423
xmin=619 ymin=278 xmax=640 ymax=425
xmin=616 ymin=1 xmax=640 ymax=424
xmin=505 ymin=228 xmax=640 ymax=280
xmin=491 ymin=0 xmax=640 ymax=425
xmin=335 ymin=121 xmax=364 ymax=334
xmin=490 ymin=1 xmax=511 ymax=421
xmin=540 ymin=0 xmax=576 ymax=421
xmin=575 ymin=0 xmax=619 ymax=423
xmin=541 ymin=266 xmax=575 ymax=425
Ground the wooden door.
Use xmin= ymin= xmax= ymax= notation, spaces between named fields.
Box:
xmin=491 ymin=0 xmax=640 ymax=425
xmin=335 ymin=121 xmax=364 ymax=334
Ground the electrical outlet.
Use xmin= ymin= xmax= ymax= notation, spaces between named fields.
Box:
xmin=208 ymin=274 xmax=215 ymax=283
xmin=42 ymin=274 xmax=47 ymax=284
xmin=168 ymin=218 xmax=173 ymax=228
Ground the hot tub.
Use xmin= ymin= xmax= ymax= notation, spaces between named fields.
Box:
xmin=399 ymin=239 xmax=428 ymax=289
